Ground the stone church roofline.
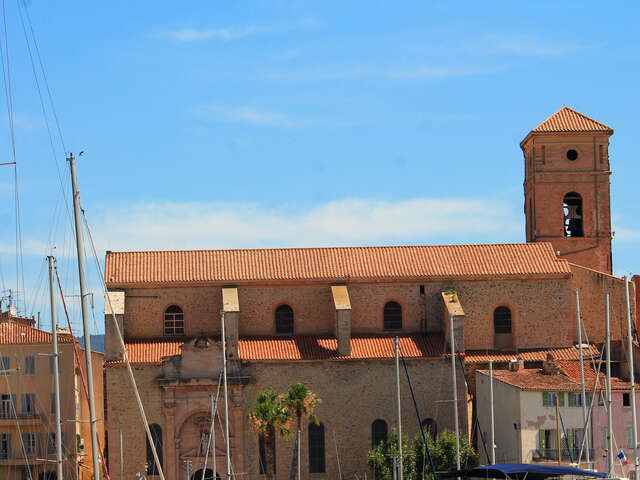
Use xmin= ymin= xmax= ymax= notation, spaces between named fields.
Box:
xmin=104 ymin=242 xmax=571 ymax=288
xmin=520 ymin=106 xmax=613 ymax=147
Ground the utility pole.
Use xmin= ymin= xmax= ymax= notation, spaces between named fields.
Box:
xmin=68 ymin=153 xmax=101 ymax=480
xmin=576 ymin=289 xmax=590 ymax=467
xmin=48 ymin=256 xmax=63 ymax=480
xmin=555 ymin=395 xmax=561 ymax=465
xmin=449 ymin=313 xmax=461 ymax=471
xmin=624 ymin=277 xmax=638 ymax=479
xmin=605 ymin=293 xmax=614 ymax=477
xmin=221 ymin=309 xmax=232 ymax=479
xmin=489 ymin=360 xmax=495 ymax=465
xmin=394 ymin=337 xmax=403 ymax=480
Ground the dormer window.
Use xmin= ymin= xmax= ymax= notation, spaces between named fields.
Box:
xmin=164 ymin=305 xmax=184 ymax=336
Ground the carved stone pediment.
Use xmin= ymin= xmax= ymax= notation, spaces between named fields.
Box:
xmin=160 ymin=336 xmax=223 ymax=380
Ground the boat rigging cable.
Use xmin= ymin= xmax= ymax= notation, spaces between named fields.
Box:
xmin=0 ymin=0 xmax=26 ymax=315
xmin=82 ymin=209 xmax=167 ymax=480
xmin=399 ymin=352 xmax=438 ymax=480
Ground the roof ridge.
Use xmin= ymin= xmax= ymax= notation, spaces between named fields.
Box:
xmin=105 ymin=241 xmax=559 ymax=256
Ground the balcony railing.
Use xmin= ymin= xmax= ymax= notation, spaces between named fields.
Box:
xmin=0 ymin=412 xmax=40 ymax=420
xmin=532 ymin=448 xmax=595 ymax=462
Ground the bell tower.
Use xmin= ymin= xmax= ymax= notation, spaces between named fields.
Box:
xmin=521 ymin=106 xmax=614 ymax=273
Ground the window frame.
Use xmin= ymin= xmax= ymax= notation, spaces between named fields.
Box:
xmin=146 ymin=423 xmax=163 ymax=475
xmin=0 ymin=356 xmax=10 ymax=375
xmin=274 ymin=304 xmax=294 ymax=335
xmin=163 ymin=305 xmax=185 ymax=337
xmin=383 ymin=301 xmax=403 ymax=331
xmin=371 ymin=419 xmax=388 ymax=448
xmin=25 ymin=356 xmax=35 ymax=375
xmin=563 ymin=192 xmax=584 ymax=238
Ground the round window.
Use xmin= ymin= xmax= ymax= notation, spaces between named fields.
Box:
xmin=566 ymin=149 xmax=578 ymax=161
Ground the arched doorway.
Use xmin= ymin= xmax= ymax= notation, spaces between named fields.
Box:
xmin=191 ymin=469 xmax=218 ymax=480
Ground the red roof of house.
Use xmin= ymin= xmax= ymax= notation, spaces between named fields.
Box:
xmin=465 ymin=345 xmax=600 ymax=364
xmin=477 ymin=359 xmax=630 ymax=391
xmin=106 ymin=333 xmax=447 ymax=366
xmin=530 ymin=106 xmax=613 ymax=134
xmin=105 ymin=243 xmax=570 ymax=286
xmin=0 ymin=320 xmax=75 ymax=345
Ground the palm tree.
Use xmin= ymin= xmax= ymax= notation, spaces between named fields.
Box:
xmin=282 ymin=382 xmax=320 ymax=480
xmin=249 ymin=389 xmax=291 ymax=480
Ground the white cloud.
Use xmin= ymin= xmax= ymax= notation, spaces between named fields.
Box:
xmin=492 ymin=40 xmax=577 ymax=57
xmin=202 ymin=105 xmax=299 ymax=128
xmin=615 ymin=227 xmax=640 ymax=243
xmin=89 ymin=196 xmax=520 ymax=253
xmin=166 ymin=26 xmax=263 ymax=42
xmin=268 ymin=65 xmax=494 ymax=81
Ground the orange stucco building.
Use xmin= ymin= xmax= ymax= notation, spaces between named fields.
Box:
xmin=103 ymin=107 xmax=637 ymax=480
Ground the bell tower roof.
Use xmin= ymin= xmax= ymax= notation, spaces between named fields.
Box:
xmin=521 ymin=106 xmax=613 ymax=146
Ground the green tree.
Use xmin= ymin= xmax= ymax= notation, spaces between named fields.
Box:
xmin=249 ymin=389 xmax=291 ymax=480
xmin=414 ymin=430 xmax=478 ymax=480
xmin=282 ymin=382 xmax=320 ymax=480
xmin=367 ymin=430 xmax=416 ymax=480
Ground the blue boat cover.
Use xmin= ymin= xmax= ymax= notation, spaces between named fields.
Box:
xmin=439 ymin=463 xmax=606 ymax=480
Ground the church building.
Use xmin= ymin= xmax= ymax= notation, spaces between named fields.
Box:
xmin=103 ymin=107 xmax=637 ymax=480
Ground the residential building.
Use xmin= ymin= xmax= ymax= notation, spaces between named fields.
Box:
xmin=0 ymin=313 xmax=105 ymax=480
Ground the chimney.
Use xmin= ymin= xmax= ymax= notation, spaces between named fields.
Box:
xmin=331 ymin=285 xmax=351 ymax=356
xmin=441 ymin=290 xmax=465 ymax=353
xmin=508 ymin=358 xmax=524 ymax=371
xmin=104 ymin=290 xmax=125 ymax=362
xmin=221 ymin=287 xmax=240 ymax=359
xmin=542 ymin=353 xmax=560 ymax=375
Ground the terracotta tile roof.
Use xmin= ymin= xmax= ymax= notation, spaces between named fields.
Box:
xmin=464 ymin=344 xmax=600 ymax=364
xmin=105 ymin=243 xmax=570 ymax=286
xmin=0 ymin=320 xmax=75 ymax=345
xmin=530 ymin=106 xmax=613 ymax=134
xmin=239 ymin=334 xmax=445 ymax=361
xmin=106 ymin=334 xmax=446 ymax=366
xmin=477 ymin=360 xmax=630 ymax=392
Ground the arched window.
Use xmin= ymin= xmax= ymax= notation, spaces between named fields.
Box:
xmin=308 ymin=422 xmax=325 ymax=473
xmin=383 ymin=301 xmax=402 ymax=330
xmin=146 ymin=424 xmax=163 ymax=475
xmin=275 ymin=305 xmax=294 ymax=334
xmin=421 ymin=418 xmax=438 ymax=439
xmin=371 ymin=419 xmax=388 ymax=447
xmin=493 ymin=306 xmax=513 ymax=349
xmin=563 ymin=192 xmax=584 ymax=238
xmin=163 ymin=306 xmax=184 ymax=336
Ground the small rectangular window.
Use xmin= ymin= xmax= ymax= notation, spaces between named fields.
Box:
xmin=0 ymin=356 xmax=10 ymax=375
xmin=22 ymin=433 xmax=36 ymax=455
xmin=542 ymin=392 xmax=550 ymax=407
xmin=25 ymin=356 xmax=35 ymax=375
xmin=624 ymin=393 xmax=631 ymax=407
xmin=0 ymin=433 xmax=10 ymax=459
xmin=21 ymin=394 xmax=36 ymax=415
xmin=419 ymin=285 xmax=425 ymax=295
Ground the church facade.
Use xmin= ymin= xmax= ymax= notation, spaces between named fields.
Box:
xmin=103 ymin=107 xmax=637 ymax=480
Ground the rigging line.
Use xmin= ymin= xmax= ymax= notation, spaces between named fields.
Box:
xmin=81 ymin=210 xmax=165 ymax=480
xmin=474 ymin=417 xmax=491 ymax=465
xmin=0 ymin=351 xmax=34 ymax=480
xmin=18 ymin=0 xmax=67 ymax=153
xmin=398 ymin=353 xmax=438 ymax=480
xmin=53 ymin=266 xmax=112 ymax=480
xmin=201 ymin=371 xmax=224 ymax=480
xmin=15 ymin=0 xmax=74 ymax=236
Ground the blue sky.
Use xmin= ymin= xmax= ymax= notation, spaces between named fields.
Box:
xmin=0 ymin=1 xmax=638 ymax=333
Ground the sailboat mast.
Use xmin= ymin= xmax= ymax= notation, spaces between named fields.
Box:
xmin=450 ymin=313 xmax=461 ymax=470
xmin=67 ymin=154 xmax=101 ymax=479
xmin=221 ymin=309 xmax=232 ymax=479
xmin=394 ymin=336 xmax=403 ymax=480
xmin=489 ymin=360 xmax=495 ymax=465
xmin=48 ymin=256 xmax=63 ymax=480
xmin=605 ymin=292 xmax=614 ymax=477
xmin=624 ymin=277 xmax=638 ymax=478
xmin=576 ymin=289 xmax=590 ymax=467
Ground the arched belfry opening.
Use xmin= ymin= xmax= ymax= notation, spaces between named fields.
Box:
xmin=563 ymin=192 xmax=584 ymax=238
